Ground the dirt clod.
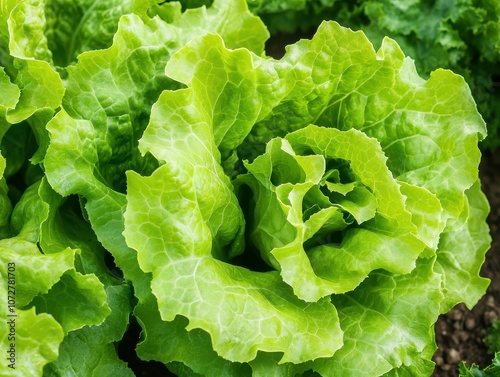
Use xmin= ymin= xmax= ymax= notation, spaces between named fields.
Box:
xmin=445 ymin=349 xmax=461 ymax=364
xmin=465 ymin=318 xmax=476 ymax=330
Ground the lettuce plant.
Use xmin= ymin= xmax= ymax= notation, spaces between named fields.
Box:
xmin=0 ymin=0 xmax=491 ymax=376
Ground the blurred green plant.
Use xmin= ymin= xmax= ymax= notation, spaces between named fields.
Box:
xmin=459 ymin=353 xmax=500 ymax=376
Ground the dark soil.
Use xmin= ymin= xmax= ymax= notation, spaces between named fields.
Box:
xmin=432 ymin=152 xmax=500 ymax=376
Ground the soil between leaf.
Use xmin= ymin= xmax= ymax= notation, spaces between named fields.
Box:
xmin=432 ymin=151 xmax=500 ymax=376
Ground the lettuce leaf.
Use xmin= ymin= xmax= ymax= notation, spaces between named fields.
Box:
xmin=244 ymin=0 xmax=500 ymax=150
xmin=0 ymin=178 xmax=117 ymax=375
xmin=43 ymin=284 xmax=134 ymax=377
xmin=44 ymin=0 xmax=136 ymax=66
xmin=0 ymin=300 xmax=64 ymax=377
